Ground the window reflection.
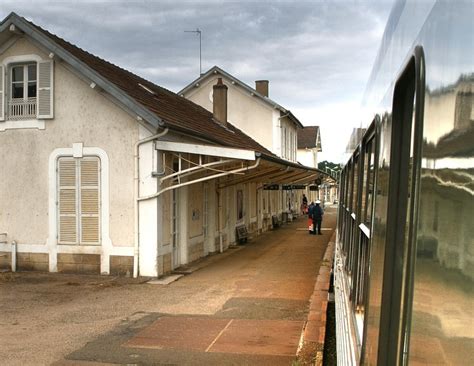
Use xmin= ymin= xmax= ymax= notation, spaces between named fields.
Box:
xmin=410 ymin=75 xmax=474 ymax=364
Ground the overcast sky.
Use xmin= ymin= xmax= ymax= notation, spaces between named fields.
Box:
xmin=0 ymin=0 xmax=395 ymax=163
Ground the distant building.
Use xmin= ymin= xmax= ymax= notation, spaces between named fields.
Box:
xmin=297 ymin=126 xmax=322 ymax=168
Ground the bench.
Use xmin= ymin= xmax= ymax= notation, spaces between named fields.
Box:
xmin=236 ymin=225 xmax=248 ymax=244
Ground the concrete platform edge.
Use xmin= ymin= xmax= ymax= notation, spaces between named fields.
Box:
xmin=299 ymin=230 xmax=336 ymax=365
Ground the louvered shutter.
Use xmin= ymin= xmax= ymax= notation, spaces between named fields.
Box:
xmin=0 ymin=65 xmax=4 ymax=121
xmin=80 ymin=158 xmax=100 ymax=244
xmin=37 ymin=60 xmax=53 ymax=119
xmin=58 ymin=158 xmax=77 ymax=243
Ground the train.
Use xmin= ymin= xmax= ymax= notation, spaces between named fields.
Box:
xmin=334 ymin=0 xmax=473 ymax=364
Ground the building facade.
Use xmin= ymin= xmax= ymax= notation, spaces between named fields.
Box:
xmin=179 ymin=66 xmax=303 ymax=162
xmin=297 ymin=125 xmax=322 ymax=168
xmin=0 ymin=13 xmax=329 ymax=277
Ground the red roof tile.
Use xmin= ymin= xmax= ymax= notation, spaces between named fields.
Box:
xmin=25 ymin=18 xmax=273 ymax=156
xmin=297 ymin=126 xmax=320 ymax=149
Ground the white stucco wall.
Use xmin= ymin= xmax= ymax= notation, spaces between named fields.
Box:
xmin=138 ymin=126 xmax=160 ymax=276
xmin=183 ymin=76 xmax=275 ymax=153
xmin=297 ymin=148 xmax=318 ymax=168
xmin=278 ymin=115 xmax=299 ymax=162
xmin=0 ymin=38 xmax=139 ymax=267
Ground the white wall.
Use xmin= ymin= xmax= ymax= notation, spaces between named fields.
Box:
xmin=278 ymin=115 xmax=299 ymax=162
xmin=298 ymin=148 xmax=318 ymax=168
xmin=184 ymin=76 xmax=275 ymax=154
xmin=0 ymin=37 xmax=139 ymax=272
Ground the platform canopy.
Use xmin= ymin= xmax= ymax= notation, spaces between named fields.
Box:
xmin=140 ymin=141 xmax=335 ymax=201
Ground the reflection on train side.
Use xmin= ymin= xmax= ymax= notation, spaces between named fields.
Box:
xmin=336 ymin=4 xmax=473 ymax=362
xmin=409 ymin=73 xmax=473 ymax=364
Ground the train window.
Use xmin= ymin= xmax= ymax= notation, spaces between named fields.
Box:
xmin=361 ymin=152 xmax=368 ymax=219
xmin=345 ymin=165 xmax=350 ymax=208
xmin=352 ymin=154 xmax=359 ymax=213
xmin=344 ymin=165 xmax=351 ymax=209
xmin=347 ymin=161 xmax=353 ymax=210
xmin=364 ymin=137 xmax=376 ymax=226
xmin=377 ymin=48 xmax=425 ymax=365
xmin=340 ymin=170 xmax=344 ymax=205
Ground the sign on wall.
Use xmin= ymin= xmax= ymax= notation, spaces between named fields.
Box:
xmin=282 ymin=184 xmax=306 ymax=190
xmin=263 ymin=184 xmax=280 ymax=190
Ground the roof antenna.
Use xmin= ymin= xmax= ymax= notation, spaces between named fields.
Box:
xmin=184 ymin=28 xmax=202 ymax=76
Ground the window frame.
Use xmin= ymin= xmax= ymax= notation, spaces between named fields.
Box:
xmin=376 ymin=47 xmax=425 ymax=365
xmin=1 ymin=54 xmax=54 ymax=127
xmin=10 ymin=63 xmax=37 ymax=100
xmin=57 ymin=156 xmax=101 ymax=246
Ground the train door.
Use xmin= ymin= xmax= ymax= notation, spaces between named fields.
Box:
xmin=377 ymin=48 xmax=425 ymax=365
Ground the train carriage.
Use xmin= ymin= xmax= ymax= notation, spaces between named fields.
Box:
xmin=335 ymin=0 xmax=473 ymax=364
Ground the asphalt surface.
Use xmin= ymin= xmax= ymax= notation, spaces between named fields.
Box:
xmin=0 ymin=206 xmax=337 ymax=366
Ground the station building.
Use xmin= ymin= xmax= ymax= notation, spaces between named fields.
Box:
xmin=0 ymin=13 xmax=331 ymax=277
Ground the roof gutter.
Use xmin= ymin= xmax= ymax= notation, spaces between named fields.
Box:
xmin=257 ymin=152 xmax=319 ymax=172
xmin=257 ymin=152 xmax=335 ymax=183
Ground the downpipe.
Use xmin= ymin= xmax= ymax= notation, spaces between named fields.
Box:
xmin=11 ymin=241 xmax=16 ymax=272
xmin=216 ymin=188 xmax=223 ymax=253
xmin=133 ymin=128 xmax=169 ymax=278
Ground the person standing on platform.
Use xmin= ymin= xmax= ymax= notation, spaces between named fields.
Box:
xmin=302 ymin=194 xmax=308 ymax=214
xmin=308 ymin=201 xmax=315 ymax=234
xmin=313 ymin=200 xmax=324 ymax=235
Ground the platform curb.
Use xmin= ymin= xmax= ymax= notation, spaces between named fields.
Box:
xmin=298 ymin=231 xmax=336 ymax=365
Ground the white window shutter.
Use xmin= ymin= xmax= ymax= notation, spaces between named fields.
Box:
xmin=80 ymin=158 xmax=100 ymax=244
xmin=37 ymin=60 xmax=53 ymax=119
xmin=58 ymin=158 xmax=77 ymax=244
xmin=0 ymin=65 xmax=4 ymax=121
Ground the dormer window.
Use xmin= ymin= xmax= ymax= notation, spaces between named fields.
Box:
xmin=0 ymin=57 xmax=54 ymax=124
xmin=10 ymin=63 xmax=37 ymax=120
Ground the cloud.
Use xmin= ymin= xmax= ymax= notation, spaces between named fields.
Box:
xmin=0 ymin=0 xmax=394 ymax=162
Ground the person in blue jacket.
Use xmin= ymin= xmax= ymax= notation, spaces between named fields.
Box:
xmin=313 ymin=200 xmax=324 ymax=235
xmin=308 ymin=201 xmax=315 ymax=234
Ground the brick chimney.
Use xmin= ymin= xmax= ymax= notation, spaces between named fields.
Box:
xmin=213 ymin=78 xmax=228 ymax=126
xmin=255 ymin=80 xmax=269 ymax=97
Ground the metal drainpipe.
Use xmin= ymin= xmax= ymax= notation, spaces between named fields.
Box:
xmin=133 ymin=128 xmax=169 ymax=278
xmin=216 ymin=188 xmax=223 ymax=253
xmin=11 ymin=241 xmax=17 ymax=272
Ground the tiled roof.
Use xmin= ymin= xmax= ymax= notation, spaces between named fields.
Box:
xmin=297 ymin=126 xmax=320 ymax=149
xmin=23 ymin=18 xmax=273 ymax=156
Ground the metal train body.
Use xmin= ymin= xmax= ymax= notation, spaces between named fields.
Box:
xmin=334 ymin=1 xmax=473 ymax=364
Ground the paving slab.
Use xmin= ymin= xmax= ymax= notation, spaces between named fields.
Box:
xmin=208 ymin=319 xmax=304 ymax=356
xmin=124 ymin=316 xmax=230 ymax=351
xmin=1 ymin=209 xmax=337 ymax=365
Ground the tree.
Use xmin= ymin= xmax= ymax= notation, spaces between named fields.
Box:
xmin=318 ymin=160 xmax=341 ymax=180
